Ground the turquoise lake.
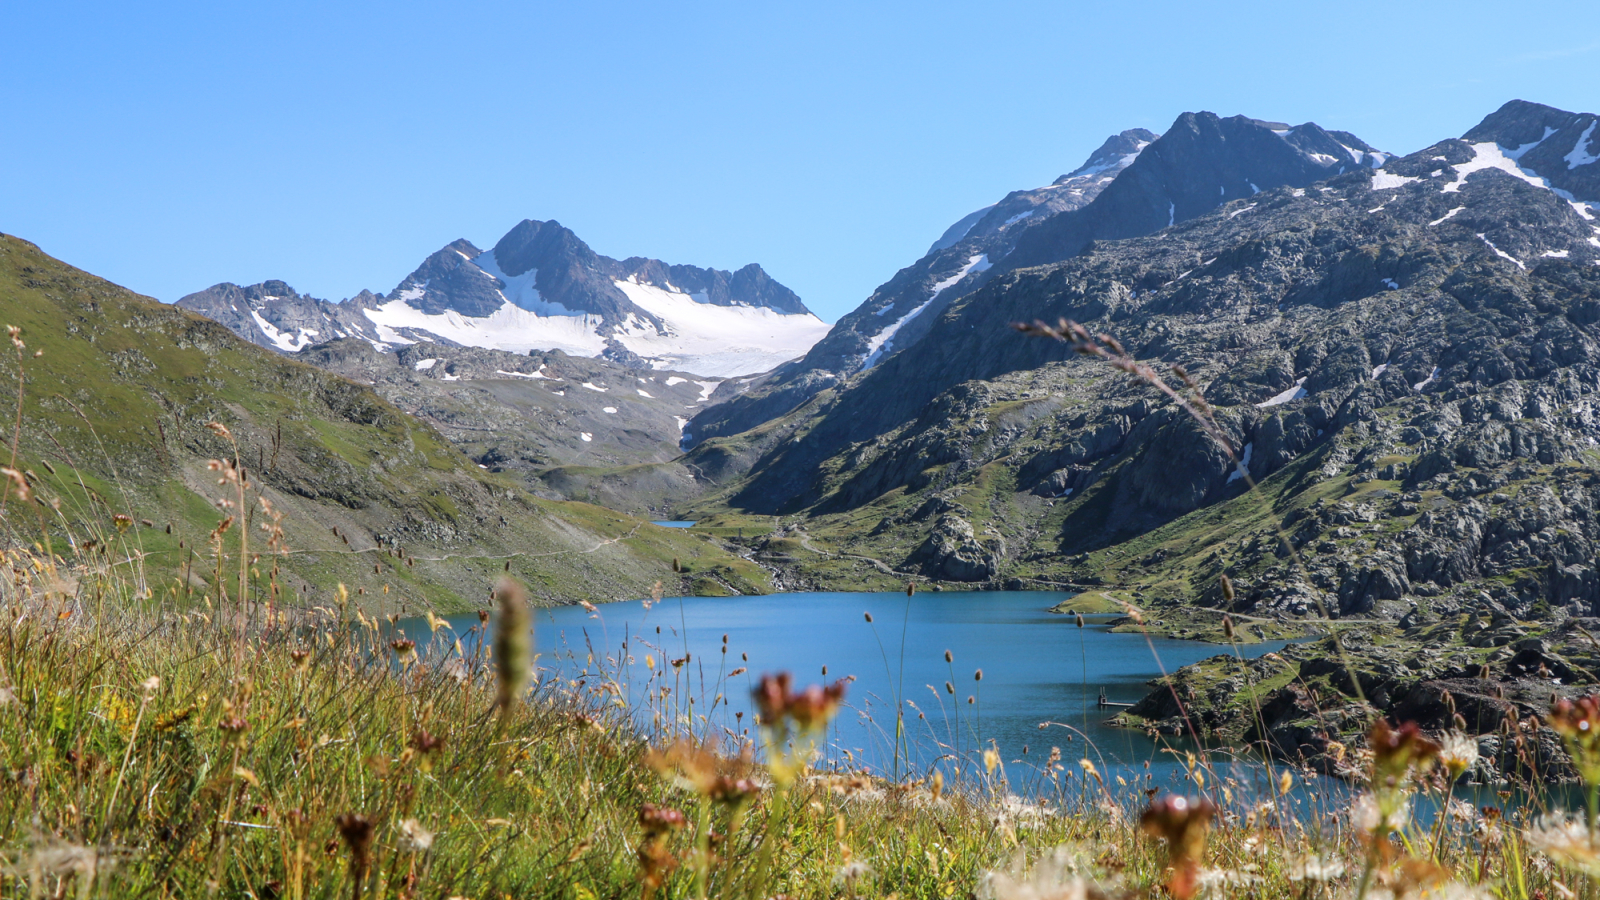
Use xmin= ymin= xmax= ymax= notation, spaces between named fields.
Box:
xmin=405 ymin=589 xmax=1301 ymax=793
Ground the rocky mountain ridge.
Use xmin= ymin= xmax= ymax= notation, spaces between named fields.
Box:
xmin=688 ymin=113 xmax=1391 ymax=445
xmin=178 ymin=220 xmax=829 ymax=378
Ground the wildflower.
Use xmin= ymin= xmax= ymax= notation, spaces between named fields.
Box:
xmin=335 ymin=813 xmax=376 ymax=898
xmin=1550 ymin=695 xmax=1600 ymax=785
xmin=1369 ymin=718 xmax=1440 ymax=789
xmin=833 ymin=860 xmax=874 ymax=889
xmin=787 ymin=680 xmax=846 ymax=728
xmin=636 ymin=803 xmax=685 ymax=898
xmin=1438 ymin=731 xmax=1479 ymax=782
xmin=1140 ymin=795 xmax=1216 ymax=900
xmin=709 ymin=775 xmax=759 ymax=805
xmin=752 ymin=671 xmax=846 ymax=732
xmin=1195 ymin=868 xmax=1261 ymax=897
xmin=290 ymin=649 xmax=311 ymax=672
xmin=1528 ymin=815 xmax=1600 ymax=877
xmin=977 ymin=846 xmax=1094 ymax=900
xmin=638 ymin=802 xmax=687 ymax=835
xmin=218 ymin=717 xmax=249 ymax=742
xmin=390 ymin=638 xmax=417 ymax=664
xmin=1352 ymin=792 xmax=1410 ymax=834
xmin=396 ymin=818 xmax=434 ymax=853
xmin=1286 ymin=854 xmax=1345 ymax=882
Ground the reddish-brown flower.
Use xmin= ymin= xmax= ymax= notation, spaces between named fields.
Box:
xmin=1140 ymin=795 xmax=1216 ymax=900
xmin=752 ymin=672 xmax=846 ymax=731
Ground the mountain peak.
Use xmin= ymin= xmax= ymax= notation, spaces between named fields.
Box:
xmin=1056 ymin=128 xmax=1161 ymax=182
xmin=1458 ymin=99 xmax=1600 ymax=205
xmin=1464 ymin=99 xmax=1591 ymax=145
xmin=179 ymin=218 xmax=826 ymax=377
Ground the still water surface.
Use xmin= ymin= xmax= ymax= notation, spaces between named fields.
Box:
xmin=407 ymin=590 xmax=1297 ymax=791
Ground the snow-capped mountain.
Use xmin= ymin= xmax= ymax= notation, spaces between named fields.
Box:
xmin=686 ymin=114 xmax=1391 ymax=446
xmin=178 ymin=221 xmax=829 ymax=379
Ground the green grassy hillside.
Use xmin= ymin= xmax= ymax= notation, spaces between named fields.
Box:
xmin=0 ymin=233 xmax=770 ymax=610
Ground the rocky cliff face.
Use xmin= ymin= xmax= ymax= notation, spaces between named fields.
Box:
xmin=178 ymin=221 xmax=828 ymax=378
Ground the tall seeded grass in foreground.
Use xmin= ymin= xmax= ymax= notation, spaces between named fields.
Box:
xmin=0 ymin=323 xmax=1599 ymax=898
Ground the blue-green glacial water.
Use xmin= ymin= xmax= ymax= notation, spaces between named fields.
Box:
xmin=405 ymin=589 xmax=1309 ymax=796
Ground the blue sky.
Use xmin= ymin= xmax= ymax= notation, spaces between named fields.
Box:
xmin=3 ymin=1 xmax=1596 ymax=322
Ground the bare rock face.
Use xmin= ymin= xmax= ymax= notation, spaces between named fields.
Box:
xmin=913 ymin=514 xmax=1004 ymax=581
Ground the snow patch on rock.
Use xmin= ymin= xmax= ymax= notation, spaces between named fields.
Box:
xmin=249 ymin=311 xmax=318 ymax=352
xmin=1227 ymin=442 xmax=1254 ymax=484
xmin=1256 ymin=378 xmax=1308 ymax=408
xmin=1477 ymin=233 xmax=1526 ymax=270
xmin=1565 ymin=121 xmax=1598 ymax=170
xmin=861 ymin=254 xmax=991 ymax=371
xmin=1370 ymin=170 xmax=1418 ymax=191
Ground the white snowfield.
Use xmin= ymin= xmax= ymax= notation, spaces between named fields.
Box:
xmin=611 ymin=279 xmax=831 ymax=378
xmin=353 ymin=248 xmax=831 ymax=379
xmin=1446 ymin=142 xmax=1598 ymax=227
xmin=363 ymin=297 xmax=610 ymax=356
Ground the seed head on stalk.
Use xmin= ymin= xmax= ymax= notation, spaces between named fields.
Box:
xmin=492 ymin=578 xmax=531 ymax=717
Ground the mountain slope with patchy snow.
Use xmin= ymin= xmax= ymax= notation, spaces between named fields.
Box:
xmin=688 ymin=114 xmax=1392 ymax=447
xmin=178 ymin=221 xmax=827 ymax=378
